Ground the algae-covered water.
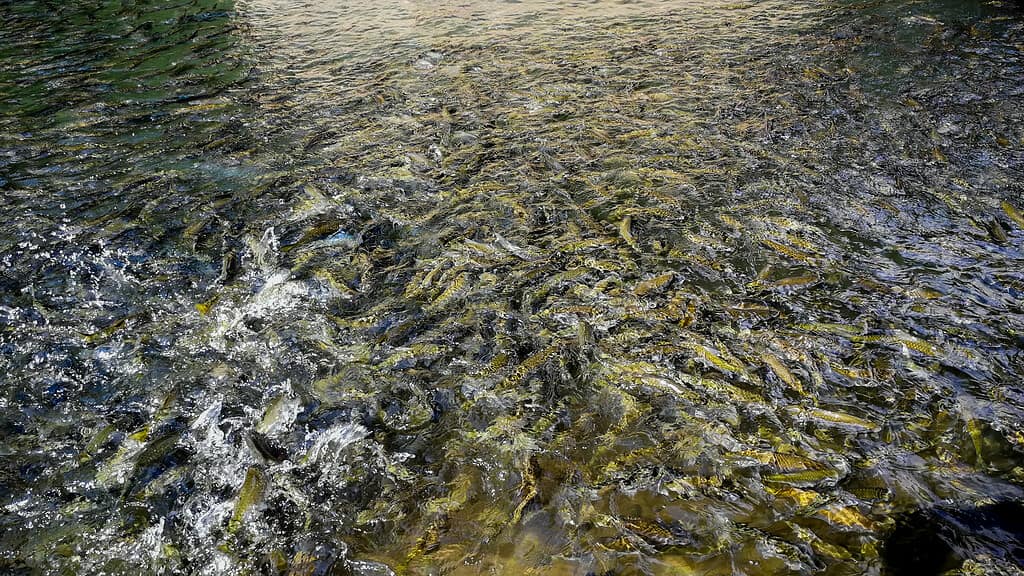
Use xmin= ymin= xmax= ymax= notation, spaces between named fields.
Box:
xmin=2 ymin=1 xmax=1024 ymax=574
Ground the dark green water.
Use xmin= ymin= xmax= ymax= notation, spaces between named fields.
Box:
xmin=2 ymin=1 xmax=1024 ymax=574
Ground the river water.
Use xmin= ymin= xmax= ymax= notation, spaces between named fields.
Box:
xmin=2 ymin=1 xmax=1024 ymax=574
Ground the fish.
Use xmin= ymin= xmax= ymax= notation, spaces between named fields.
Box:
xmin=766 ymin=274 xmax=819 ymax=289
xmin=760 ymin=239 xmax=817 ymax=263
xmin=987 ymin=217 xmax=1009 ymax=243
xmin=727 ymin=302 xmax=776 ymax=318
xmin=634 ymin=272 xmax=674 ymax=296
xmin=966 ymin=418 xmax=985 ymax=465
xmin=804 ymin=407 xmax=878 ymax=431
xmin=539 ymin=305 xmax=602 ymax=319
xmin=762 ymin=353 xmax=804 ymax=394
xmin=688 ymin=343 xmax=745 ymax=375
xmin=603 ymin=535 xmax=641 ymax=552
xmin=500 ymin=342 xmax=563 ymax=389
xmin=287 ymin=551 xmax=319 ymax=576
xmin=891 ymin=334 xmax=943 ymax=357
xmin=80 ymin=424 xmax=117 ymax=463
xmin=850 ymin=333 xmax=942 ymax=357
xmin=474 ymin=352 xmax=511 ymax=378
xmin=771 ymin=452 xmax=828 ymax=473
xmin=619 ymin=215 xmax=640 ymax=252
xmin=611 ymin=364 xmax=690 ymax=397
xmin=81 ymin=315 xmax=131 ymax=344
xmin=678 ymin=373 xmax=764 ymax=404
xmin=195 ymin=295 xmax=218 ymax=315
xmin=818 ymin=506 xmax=873 ymax=530
xmin=378 ymin=343 xmax=447 ymax=370
xmin=623 ymin=304 xmax=681 ymax=323
xmin=511 ymin=458 xmax=538 ymax=524
xmin=229 ymin=467 xmax=267 ymax=534
xmin=558 ymin=238 xmax=611 ymax=253
xmin=790 ymin=524 xmax=852 ymax=560
xmin=768 ymin=486 xmax=820 ymax=507
xmin=404 ymin=261 xmax=449 ymax=299
xmin=830 ymin=363 xmax=872 ymax=380
xmin=1002 ymin=200 xmax=1024 ymax=229
xmin=763 ymin=469 xmax=840 ymax=486
xmin=847 ymin=486 xmax=890 ymax=501
xmin=256 ymin=395 xmax=301 ymax=436
xmin=624 ymin=518 xmax=679 ymax=546
xmin=404 ymin=516 xmax=446 ymax=568
xmin=427 ymin=272 xmax=469 ymax=310
xmin=720 ymin=214 xmax=743 ymax=229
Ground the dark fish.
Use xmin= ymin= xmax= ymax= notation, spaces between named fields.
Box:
xmin=882 ymin=500 xmax=1024 ymax=575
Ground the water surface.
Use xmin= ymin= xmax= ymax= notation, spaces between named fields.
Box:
xmin=2 ymin=0 xmax=1024 ymax=574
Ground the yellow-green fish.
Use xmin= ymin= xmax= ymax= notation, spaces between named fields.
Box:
xmin=689 ymin=343 xmax=745 ymax=374
xmin=1002 ymin=200 xmax=1024 ymax=229
xmin=619 ymin=215 xmax=640 ymax=252
xmin=634 ymin=272 xmax=674 ymax=296
xmin=762 ymin=353 xmax=804 ymax=394
xmin=229 ymin=467 xmax=267 ymax=534
xmin=805 ymin=407 xmax=878 ymax=431
xmin=764 ymin=469 xmax=839 ymax=486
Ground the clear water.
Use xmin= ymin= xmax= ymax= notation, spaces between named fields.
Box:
xmin=2 ymin=0 xmax=1024 ymax=574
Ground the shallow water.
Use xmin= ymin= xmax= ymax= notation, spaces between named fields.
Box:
xmin=2 ymin=0 xmax=1024 ymax=574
